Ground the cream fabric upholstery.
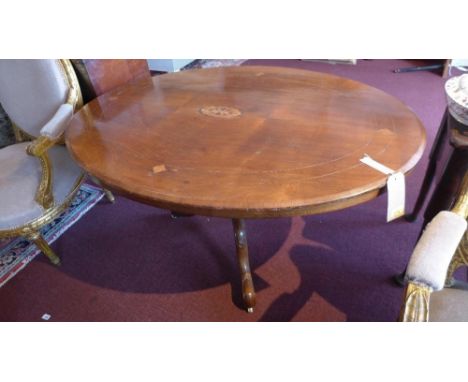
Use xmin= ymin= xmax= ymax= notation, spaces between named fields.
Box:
xmin=41 ymin=103 xmax=73 ymax=139
xmin=0 ymin=142 xmax=84 ymax=230
xmin=406 ymin=211 xmax=467 ymax=290
xmin=0 ymin=60 xmax=69 ymax=138
xmin=430 ymin=282 xmax=468 ymax=321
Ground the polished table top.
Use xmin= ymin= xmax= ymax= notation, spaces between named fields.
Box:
xmin=66 ymin=65 xmax=426 ymax=218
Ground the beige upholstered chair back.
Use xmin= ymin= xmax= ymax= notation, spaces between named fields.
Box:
xmin=0 ymin=60 xmax=71 ymax=138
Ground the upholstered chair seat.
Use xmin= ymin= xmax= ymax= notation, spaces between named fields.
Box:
xmin=0 ymin=142 xmax=84 ymax=230
xmin=429 ymin=282 xmax=468 ymax=321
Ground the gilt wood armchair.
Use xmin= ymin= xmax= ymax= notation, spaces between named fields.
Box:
xmin=400 ymin=169 xmax=468 ymax=321
xmin=0 ymin=59 xmax=113 ymax=265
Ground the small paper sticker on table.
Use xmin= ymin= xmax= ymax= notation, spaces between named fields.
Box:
xmin=386 ymin=172 xmax=405 ymax=222
xmin=360 ymin=155 xmax=405 ymax=222
xmin=152 ymin=164 xmax=167 ymax=174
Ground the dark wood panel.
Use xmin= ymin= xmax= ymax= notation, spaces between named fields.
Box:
xmin=70 ymin=59 xmax=150 ymax=103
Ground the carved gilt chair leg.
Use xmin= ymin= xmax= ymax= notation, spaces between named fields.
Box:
xmin=232 ymin=218 xmax=256 ymax=313
xmin=88 ymin=174 xmax=115 ymax=203
xmin=26 ymin=232 xmax=61 ymax=266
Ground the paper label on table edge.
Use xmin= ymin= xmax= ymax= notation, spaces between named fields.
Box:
xmin=360 ymin=155 xmax=394 ymax=175
xmin=386 ymin=172 xmax=406 ymax=222
xmin=360 ymin=155 xmax=405 ymax=222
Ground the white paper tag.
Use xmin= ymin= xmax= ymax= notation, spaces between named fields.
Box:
xmin=360 ymin=155 xmax=393 ymax=175
xmin=386 ymin=172 xmax=405 ymax=222
xmin=360 ymin=155 xmax=405 ymax=222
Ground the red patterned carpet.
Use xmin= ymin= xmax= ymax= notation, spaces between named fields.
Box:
xmin=0 ymin=59 xmax=457 ymax=321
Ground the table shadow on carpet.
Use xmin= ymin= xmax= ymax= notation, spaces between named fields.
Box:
xmin=49 ymin=201 xmax=291 ymax=306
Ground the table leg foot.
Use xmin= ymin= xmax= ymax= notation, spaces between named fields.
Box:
xmin=232 ymin=218 xmax=256 ymax=312
xmin=89 ymin=175 xmax=115 ymax=203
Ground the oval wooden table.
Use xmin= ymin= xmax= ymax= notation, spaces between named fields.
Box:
xmin=65 ymin=65 xmax=426 ymax=312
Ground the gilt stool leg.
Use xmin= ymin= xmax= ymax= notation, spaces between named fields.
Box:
xmin=232 ymin=218 xmax=256 ymax=313
xmin=89 ymin=175 xmax=115 ymax=203
xmin=27 ymin=232 xmax=61 ymax=266
xmin=405 ymin=110 xmax=449 ymax=222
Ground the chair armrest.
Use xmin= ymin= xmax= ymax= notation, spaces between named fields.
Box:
xmin=401 ymin=171 xmax=468 ymax=321
xmin=405 ymin=211 xmax=467 ymax=291
xmin=27 ymin=102 xmax=74 ymax=156
xmin=26 ymin=147 xmax=55 ymax=209
xmin=40 ymin=103 xmax=74 ymax=140
xmin=25 ymin=88 xmax=77 ymax=208
xmin=401 ymin=212 xmax=466 ymax=321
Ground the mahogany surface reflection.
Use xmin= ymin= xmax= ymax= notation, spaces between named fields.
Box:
xmin=66 ymin=66 xmax=425 ymax=218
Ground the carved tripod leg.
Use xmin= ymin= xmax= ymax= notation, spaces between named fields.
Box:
xmin=89 ymin=175 xmax=115 ymax=203
xmin=26 ymin=232 xmax=61 ymax=266
xmin=232 ymin=218 xmax=256 ymax=313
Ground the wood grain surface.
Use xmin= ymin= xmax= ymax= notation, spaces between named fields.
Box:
xmin=65 ymin=66 xmax=426 ymax=218
xmin=70 ymin=59 xmax=150 ymax=104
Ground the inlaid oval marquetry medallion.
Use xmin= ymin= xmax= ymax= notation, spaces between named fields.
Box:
xmin=199 ymin=105 xmax=242 ymax=119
